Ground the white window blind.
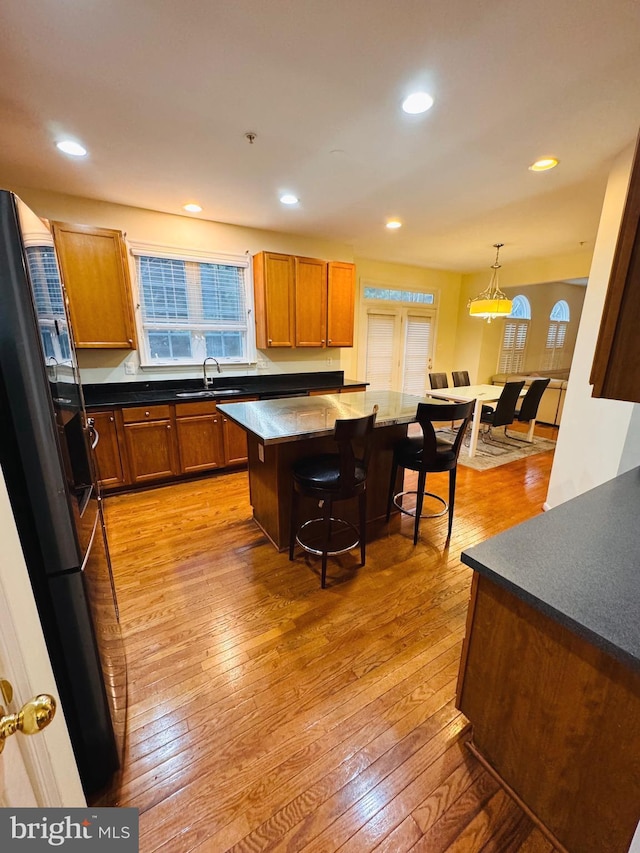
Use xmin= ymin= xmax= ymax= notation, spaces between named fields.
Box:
xmin=365 ymin=312 xmax=396 ymax=390
xmin=131 ymin=247 xmax=252 ymax=366
xmin=402 ymin=314 xmax=432 ymax=396
xmin=543 ymin=321 xmax=567 ymax=370
xmin=498 ymin=320 xmax=529 ymax=373
xmin=24 ymin=246 xmax=72 ymax=363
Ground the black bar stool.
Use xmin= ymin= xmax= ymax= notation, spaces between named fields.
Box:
xmin=386 ymin=401 xmax=474 ymax=545
xmin=289 ymin=407 xmax=377 ymax=588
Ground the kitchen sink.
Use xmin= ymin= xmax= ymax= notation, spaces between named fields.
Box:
xmin=176 ymin=389 xmax=244 ymax=398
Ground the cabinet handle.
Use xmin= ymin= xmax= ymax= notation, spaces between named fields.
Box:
xmin=328 ymin=339 xmax=332 ymax=344
xmin=128 ymin=339 xmax=133 ymax=345
xmin=145 ymin=411 xmax=150 ymax=417
xmin=167 ymin=424 xmax=171 ymax=430
xmin=109 ymin=416 xmax=114 ymax=422
xmin=268 ymin=338 xmax=272 ymax=344
xmin=321 ymin=339 xmax=325 ymax=344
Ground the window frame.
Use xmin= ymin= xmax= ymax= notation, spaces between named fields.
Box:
xmin=128 ymin=241 xmax=255 ymax=368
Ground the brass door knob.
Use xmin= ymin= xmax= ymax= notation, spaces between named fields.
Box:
xmin=0 ymin=694 xmax=56 ymax=753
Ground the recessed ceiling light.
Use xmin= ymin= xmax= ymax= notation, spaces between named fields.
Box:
xmin=56 ymin=140 xmax=87 ymax=157
xmin=402 ymin=92 xmax=434 ymax=115
xmin=183 ymin=203 xmax=202 ymax=213
xmin=529 ymin=157 xmax=559 ymax=172
xmin=386 ymin=219 xmax=402 ymax=229
xmin=280 ymin=194 xmax=299 ymax=205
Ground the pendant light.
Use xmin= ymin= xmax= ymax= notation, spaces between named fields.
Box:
xmin=468 ymin=243 xmax=513 ymax=322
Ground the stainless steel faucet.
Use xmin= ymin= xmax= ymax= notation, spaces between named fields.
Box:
xmin=203 ymin=356 xmax=221 ymax=387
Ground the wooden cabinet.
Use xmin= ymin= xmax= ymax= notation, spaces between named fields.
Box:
xmin=253 ymin=251 xmax=355 ymax=349
xmin=221 ymin=396 xmax=258 ymax=465
xmin=122 ymin=405 xmax=179 ymax=484
xmin=90 ymin=410 xmax=128 ymax=488
xmin=175 ymin=401 xmax=224 ymax=474
xmin=51 ymin=222 xmax=136 ymax=349
xmin=295 ymin=256 xmax=328 ymax=346
xmin=327 ymin=261 xmax=355 ymax=347
xmin=590 ymin=132 xmax=640 ymax=403
xmin=253 ymin=252 xmax=295 ymax=348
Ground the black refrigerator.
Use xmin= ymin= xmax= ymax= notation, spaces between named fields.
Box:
xmin=0 ymin=189 xmax=126 ymax=796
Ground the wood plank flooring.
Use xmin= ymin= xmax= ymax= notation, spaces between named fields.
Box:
xmin=98 ymin=431 xmax=559 ymax=852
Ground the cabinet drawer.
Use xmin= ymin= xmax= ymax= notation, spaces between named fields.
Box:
xmin=122 ymin=404 xmax=172 ymax=422
xmin=175 ymin=401 xmax=218 ymax=416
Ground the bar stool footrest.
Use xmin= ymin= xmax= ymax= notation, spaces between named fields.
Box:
xmin=296 ymin=517 xmax=360 ymax=557
xmin=393 ymin=490 xmax=448 ymax=519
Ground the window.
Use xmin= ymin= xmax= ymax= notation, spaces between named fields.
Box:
xmin=363 ymin=285 xmax=434 ymax=304
xmin=543 ymin=300 xmax=570 ymax=370
xmin=131 ymin=246 xmax=252 ymax=365
xmin=498 ymin=295 xmax=530 ymax=374
xmin=24 ymin=246 xmax=72 ymax=364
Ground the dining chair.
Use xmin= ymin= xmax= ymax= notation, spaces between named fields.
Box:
xmin=508 ymin=377 xmax=551 ymax=441
xmin=429 ymin=372 xmax=448 ymax=390
xmin=289 ymin=407 xmax=378 ymax=588
xmin=452 ymin=370 xmax=470 ymax=387
xmin=480 ymin=380 xmax=525 ymax=443
xmin=386 ymin=400 xmax=474 ymax=545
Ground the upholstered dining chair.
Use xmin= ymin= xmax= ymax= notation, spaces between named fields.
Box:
xmin=429 ymin=372 xmax=448 ymax=390
xmin=508 ymin=377 xmax=551 ymax=441
xmin=386 ymin=400 xmax=474 ymax=545
xmin=452 ymin=370 xmax=470 ymax=387
xmin=289 ymin=407 xmax=378 ymax=588
xmin=480 ymin=380 xmax=525 ymax=442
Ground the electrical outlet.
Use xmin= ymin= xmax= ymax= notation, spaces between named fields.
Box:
xmin=124 ymin=361 xmax=135 ymax=375
xmin=326 ymin=357 xmax=333 ymax=366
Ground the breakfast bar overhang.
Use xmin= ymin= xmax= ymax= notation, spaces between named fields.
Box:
xmin=218 ymin=390 xmax=449 ymax=551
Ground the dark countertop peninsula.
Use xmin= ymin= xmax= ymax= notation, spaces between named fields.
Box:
xmin=461 ymin=466 xmax=640 ymax=672
xmin=83 ymin=371 xmax=366 ymax=408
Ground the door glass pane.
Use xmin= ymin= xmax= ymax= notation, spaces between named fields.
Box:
xmin=365 ymin=313 xmax=395 ymax=390
xmin=403 ymin=314 xmax=432 ymax=396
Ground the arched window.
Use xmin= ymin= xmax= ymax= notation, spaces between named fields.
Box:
xmin=543 ymin=300 xmax=570 ymax=370
xmin=498 ymin=295 xmax=530 ymax=374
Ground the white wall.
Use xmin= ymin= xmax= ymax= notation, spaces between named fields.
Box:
xmin=545 ymin=143 xmax=640 ymax=508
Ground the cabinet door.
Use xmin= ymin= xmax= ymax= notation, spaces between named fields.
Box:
xmin=51 ymin=222 xmax=136 ymax=349
xmin=123 ymin=420 xmax=179 ymax=483
xmin=90 ymin=410 xmax=128 ymax=488
xmin=253 ymin=252 xmax=295 ymax=348
xmin=295 ymin=257 xmax=328 ymax=346
xmin=327 ymin=262 xmax=355 ymax=347
xmin=176 ymin=414 xmax=224 ymax=473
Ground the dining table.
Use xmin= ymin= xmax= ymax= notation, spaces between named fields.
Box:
xmin=425 ymin=383 xmax=526 ymax=458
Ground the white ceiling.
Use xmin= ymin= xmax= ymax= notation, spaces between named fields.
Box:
xmin=1 ymin=0 xmax=639 ymax=272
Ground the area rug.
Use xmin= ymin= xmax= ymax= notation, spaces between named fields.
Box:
xmin=457 ymin=433 xmax=556 ymax=471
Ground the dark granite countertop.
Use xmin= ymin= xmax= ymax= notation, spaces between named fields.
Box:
xmin=461 ymin=467 xmax=640 ymax=672
xmin=83 ymin=371 xmax=367 ymax=408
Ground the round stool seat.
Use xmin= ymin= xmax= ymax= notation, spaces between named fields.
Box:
xmin=292 ymin=453 xmax=366 ymax=491
xmin=394 ymin=435 xmax=457 ymax=473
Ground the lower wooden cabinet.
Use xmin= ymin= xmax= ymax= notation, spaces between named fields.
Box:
xmin=122 ymin=406 xmax=180 ymax=485
xmin=90 ymin=397 xmax=259 ymax=490
xmin=175 ymin=401 xmax=224 ymax=473
xmin=90 ymin=410 xmax=128 ymax=488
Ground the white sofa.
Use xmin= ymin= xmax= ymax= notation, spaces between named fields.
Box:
xmin=491 ymin=372 xmax=567 ymax=426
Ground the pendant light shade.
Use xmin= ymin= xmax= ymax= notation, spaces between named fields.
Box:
xmin=468 ymin=243 xmax=513 ymax=322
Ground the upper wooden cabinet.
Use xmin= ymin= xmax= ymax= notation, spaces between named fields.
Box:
xmin=327 ymin=261 xmax=355 ymax=347
xmin=51 ymin=222 xmax=137 ymax=349
xmin=590 ymin=134 xmax=640 ymax=403
xmin=253 ymin=251 xmax=355 ymax=349
xmin=253 ymin=252 xmax=295 ymax=348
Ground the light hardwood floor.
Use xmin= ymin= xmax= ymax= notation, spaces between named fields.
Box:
xmin=98 ymin=432 xmax=559 ymax=852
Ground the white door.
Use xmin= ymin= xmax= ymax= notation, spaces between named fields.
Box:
xmin=0 ymin=467 xmax=85 ymax=807
xmin=364 ymin=307 xmax=434 ymax=393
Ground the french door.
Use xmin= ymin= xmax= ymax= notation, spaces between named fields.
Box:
xmin=363 ymin=307 xmax=434 ymax=394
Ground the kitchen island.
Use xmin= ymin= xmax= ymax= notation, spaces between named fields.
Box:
xmin=456 ymin=467 xmax=640 ymax=853
xmin=218 ymin=390 xmax=448 ymax=551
